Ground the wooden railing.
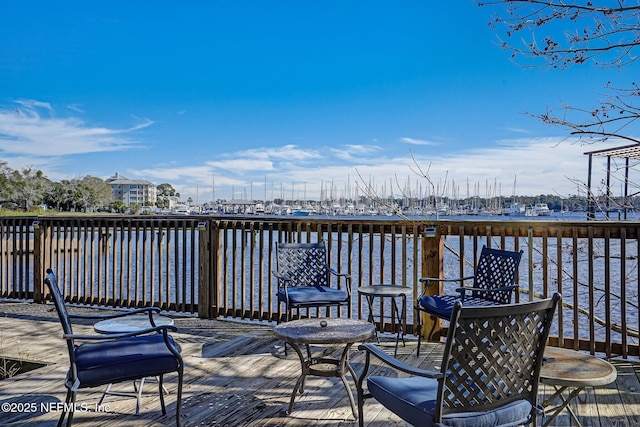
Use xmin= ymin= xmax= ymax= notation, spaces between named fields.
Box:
xmin=1 ymin=215 xmax=638 ymax=358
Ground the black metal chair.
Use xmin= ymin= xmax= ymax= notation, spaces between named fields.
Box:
xmin=415 ymin=245 xmax=523 ymax=354
xmin=357 ymin=294 xmax=561 ymax=427
xmin=273 ymin=242 xmax=351 ymax=321
xmin=44 ymin=269 xmax=183 ymax=427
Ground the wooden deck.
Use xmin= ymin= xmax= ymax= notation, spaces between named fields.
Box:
xmin=1 ymin=300 xmax=639 ymax=427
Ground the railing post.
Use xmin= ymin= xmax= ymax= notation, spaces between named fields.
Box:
xmin=198 ymin=220 xmax=221 ymax=318
xmin=198 ymin=221 xmax=212 ymax=318
xmin=32 ymin=220 xmax=44 ymax=303
xmin=421 ymin=225 xmax=444 ymax=341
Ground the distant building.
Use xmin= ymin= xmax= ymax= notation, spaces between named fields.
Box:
xmin=106 ymin=172 xmax=157 ymax=206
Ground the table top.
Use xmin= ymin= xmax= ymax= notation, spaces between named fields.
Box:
xmin=540 ymin=347 xmax=617 ymax=387
xmin=273 ymin=318 xmax=375 ymax=345
xmin=94 ymin=314 xmax=174 ymax=334
xmin=358 ymin=284 xmax=412 ymax=297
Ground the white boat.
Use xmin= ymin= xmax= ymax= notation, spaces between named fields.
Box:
xmin=435 ymin=203 xmax=449 ymax=217
xmin=533 ymin=203 xmax=552 ymax=216
xmin=170 ymin=204 xmax=191 ymax=215
xmin=292 ymin=206 xmax=313 ymax=216
xmin=505 ymin=203 xmax=526 ymax=216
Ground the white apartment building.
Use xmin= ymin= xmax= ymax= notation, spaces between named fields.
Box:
xmin=106 ymin=172 xmax=157 ymax=206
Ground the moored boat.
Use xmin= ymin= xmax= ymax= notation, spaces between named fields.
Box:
xmin=505 ymin=202 xmax=526 ymax=216
xmin=533 ymin=203 xmax=552 ymax=216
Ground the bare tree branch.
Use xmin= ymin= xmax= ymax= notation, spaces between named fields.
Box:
xmin=478 ymin=0 xmax=640 ymax=69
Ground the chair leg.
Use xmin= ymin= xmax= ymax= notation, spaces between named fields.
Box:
xmin=357 ymin=385 xmax=365 ymax=427
xmin=356 ymin=352 xmax=372 ymax=427
xmin=283 ymin=308 xmax=291 ymax=356
xmin=57 ymin=389 xmax=72 ymax=427
xmin=416 ymin=307 xmax=423 ymax=357
xmin=176 ymin=366 xmax=184 ymax=427
xmin=135 ymin=378 xmax=146 ymax=415
xmin=97 ymin=383 xmax=111 ymax=407
xmin=426 ymin=315 xmax=439 ymax=342
xmin=416 ymin=309 xmax=441 ymax=357
xmin=65 ymin=390 xmax=77 ymax=427
xmin=158 ymin=374 xmax=167 ymax=415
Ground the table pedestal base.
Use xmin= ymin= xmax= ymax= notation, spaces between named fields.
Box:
xmin=541 ymin=385 xmax=584 ymax=427
xmin=286 ymin=342 xmax=358 ymax=418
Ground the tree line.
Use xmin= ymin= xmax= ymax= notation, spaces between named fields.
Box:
xmin=0 ymin=161 xmax=179 ymax=213
xmin=0 ymin=161 xmax=108 ymax=212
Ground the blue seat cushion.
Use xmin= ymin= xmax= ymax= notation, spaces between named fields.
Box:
xmin=367 ymin=376 xmax=532 ymax=427
xmin=278 ymin=286 xmax=348 ymax=305
xmin=418 ymin=295 xmax=459 ymax=319
xmin=73 ymin=334 xmax=180 ymax=388
xmin=419 ymin=295 xmax=505 ymax=320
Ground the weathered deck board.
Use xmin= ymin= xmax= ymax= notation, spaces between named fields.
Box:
xmin=1 ymin=300 xmax=638 ymax=427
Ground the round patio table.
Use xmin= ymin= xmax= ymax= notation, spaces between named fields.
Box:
xmin=539 ymin=347 xmax=617 ymax=427
xmin=93 ymin=314 xmax=174 ymax=333
xmin=273 ymin=318 xmax=375 ymax=419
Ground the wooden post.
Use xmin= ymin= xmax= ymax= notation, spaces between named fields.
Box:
xmin=197 ymin=220 xmax=211 ymax=318
xmin=198 ymin=220 xmax=221 ymax=318
xmin=420 ymin=225 xmax=444 ymax=340
xmin=32 ymin=220 xmax=44 ymax=303
xmin=211 ymin=221 xmax=222 ymax=318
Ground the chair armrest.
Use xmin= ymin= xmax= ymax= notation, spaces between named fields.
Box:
xmin=272 ymin=270 xmax=292 ymax=281
xmin=272 ymin=270 xmax=293 ymax=290
xmin=329 ymin=268 xmax=352 ymax=296
xmin=419 ymin=276 xmax=474 ymax=284
xmin=418 ymin=276 xmax=474 ymax=296
xmin=455 ymin=284 xmax=519 ymax=297
xmin=329 ymin=268 xmax=351 ymax=279
xmin=68 ymin=307 xmax=161 ymax=321
xmin=63 ymin=324 xmax=178 ymax=341
xmin=358 ymin=343 xmax=442 ymax=379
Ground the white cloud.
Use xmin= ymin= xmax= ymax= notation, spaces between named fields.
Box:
xmin=208 ymin=159 xmax=275 ymax=172
xmin=399 ymin=137 xmax=437 ymax=146
xmin=331 ymin=144 xmax=382 ymax=161
xmin=66 ymin=104 xmax=85 ymax=113
xmin=238 ymin=144 xmax=322 ymax=161
xmin=0 ymin=100 xmax=151 ymax=157
xmin=502 ymin=126 xmax=532 ymax=134
xmin=138 ymin=137 xmax=612 ymax=201
xmin=0 ymin=99 xmax=628 ymax=202
xmin=16 ymin=99 xmax=54 ymax=113
xmin=134 ymin=165 xmax=245 ymax=187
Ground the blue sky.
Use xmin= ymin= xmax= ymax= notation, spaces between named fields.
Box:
xmin=0 ymin=1 xmax=635 ymax=203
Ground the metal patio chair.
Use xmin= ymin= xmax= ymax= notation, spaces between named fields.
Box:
xmin=44 ymin=269 xmax=183 ymax=427
xmin=357 ymin=294 xmax=561 ymax=427
xmin=273 ymin=241 xmax=351 ymax=322
xmin=415 ymin=245 xmax=523 ymax=353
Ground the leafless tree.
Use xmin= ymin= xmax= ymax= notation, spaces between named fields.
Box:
xmin=356 ymin=151 xmax=451 ymax=219
xmin=478 ymin=0 xmax=640 ymax=144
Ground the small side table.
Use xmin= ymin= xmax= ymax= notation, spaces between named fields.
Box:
xmin=539 ymin=347 xmax=617 ymax=427
xmin=93 ymin=314 xmax=174 ymax=333
xmin=273 ymin=318 xmax=374 ymax=419
xmin=93 ymin=314 xmax=175 ymax=414
xmin=358 ymin=284 xmax=412 ymax=356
